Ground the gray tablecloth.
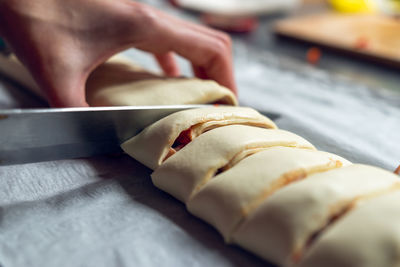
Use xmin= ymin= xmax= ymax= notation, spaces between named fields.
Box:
xmin=1 ymin=3 xmax=400 ymax=267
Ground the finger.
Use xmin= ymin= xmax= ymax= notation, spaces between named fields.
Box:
xmin=45 ymin=81 xmax=89 ymax=108
xmin=165 ymin=29 xmax=237 ymax=94
xmin=192 ymin=64 xmax=208 ymax=80
xmin=34 ymin=68 xmax=89 ymax=107
xmin=154 ymin=52 xmax=180 ymax=76
xmin=156 ymin=14 xmax=237 ymax=94
xmin=159 ymin=9 xmax=231 ymax=46
xmin=126 ymin=4 xmax=237 ymax=93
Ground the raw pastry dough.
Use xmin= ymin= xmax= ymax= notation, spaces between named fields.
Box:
xmin=0 ymin=54 xmax=238 ymax=106
xmin=86 ymin=56 xmax=238 ymax=106
xmin=151 ymin=125 xmax=315 ymax=203
xmin=4 ymin=34 xmax=400 ymax=267
xmin=187 ymin=147 xmax=351 ymax=241
xmin=121 ymin=106 xmax=276 ymax=170
xmin=298 ymin=189 xmax=400 ymax=267
xmin=231 ymin=164 xmax=400 ymax=266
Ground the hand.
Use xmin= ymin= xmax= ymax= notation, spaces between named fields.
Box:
xmin=0 ymin=0 xmax=237 ymax=107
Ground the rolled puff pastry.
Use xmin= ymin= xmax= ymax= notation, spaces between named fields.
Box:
xmin=0 ymin=54 xmax=237 ymax=106
xmin=121 ymin=107 xmax=277 ymax=170
xmin=231 ymin=164 xmax=400 ymax=266
xmin=86 ymin=56 xmax=238 ymax=106
xmin=298 ymin=190 xmax=400 ymax=267
xmin=151 ymin=125 xmax=315 ymax=203
xmin=187 ymin=147 xmax=351 ymax=241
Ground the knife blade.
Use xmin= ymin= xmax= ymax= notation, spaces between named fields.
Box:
xmin=0 ymin=105 xmax=213 ymax=166
xmin=0 ymin=105 xmax=280 ymax=166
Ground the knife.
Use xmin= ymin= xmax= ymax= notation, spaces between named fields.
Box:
xmin=0 ymin=105 xmax=280 ymax=166
xmin=0 ymin=105 xmax=211 ymax=166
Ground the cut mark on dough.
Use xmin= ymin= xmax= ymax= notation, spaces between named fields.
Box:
xmin=189 ymin=144 xmax=317 ymax=201
xmin=219 ymin=147 xmax=270 ymax=173
xmin=292 ymin=201 xmax=356 ymax=263
xmin=223 ymin=143 xmax=315 ymax=172
xmin=172 ymin=128 xmax=193 ymax=151
xmin=394 ymin=164 xmax=400 ymax=175
xmin=227 ymin=159 xmax=344 ymax=241
xmin=244 ymin=160 xmax=344 ymax=216
xmin=164 ymin=120 xmax=277 ymax=162
xmin=292 ymin=183 xmax=400 ymax=264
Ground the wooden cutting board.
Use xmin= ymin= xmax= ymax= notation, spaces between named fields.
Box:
xmin=274 ymin=13 xmax=400 ymax=66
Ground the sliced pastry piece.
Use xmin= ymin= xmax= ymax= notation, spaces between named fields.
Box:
xmin=0 ymin=54 xmax=237 ymax=106
xmin=187 ymin=147 xmax=351 ymax=241
xmin=151 ymin=125 xmax=315 ymax=203
xmin=86 ymin=56 xmax=238 ymax=106
xmin=298 ymin=189 xmax=400 ymax=267
xmin=121 ymin=106 xmax=277 ymax=170
xmin=231 ymin=164 xmax=400 ymax=267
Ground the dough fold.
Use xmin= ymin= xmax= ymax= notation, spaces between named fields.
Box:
xmin=298 ymin=189 xmax=400 ymax=267
xmin=231 ymin=164 xmax=400 ymax=266
xmin=0 ymin=54 xmax=238 ymax=106
xmin=121 ymin=106 xmax=277 ymax=170
xmin=151 ymin=125 xmax=315 ymax=203
xmin=187 ymin=147 xmax=351 ymax=242
xmin=86 ymin=56 xmax=238 ymax=106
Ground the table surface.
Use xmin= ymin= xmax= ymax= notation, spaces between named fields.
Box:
xmin=0 ymin=1 xmax=399 ymax=267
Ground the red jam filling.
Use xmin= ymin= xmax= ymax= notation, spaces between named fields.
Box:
xmin=172 ymin=128 xmax=193 ymax=150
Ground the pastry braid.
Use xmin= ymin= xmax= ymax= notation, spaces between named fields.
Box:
xmin=123 ymin=106 xmax=400 ymax=267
